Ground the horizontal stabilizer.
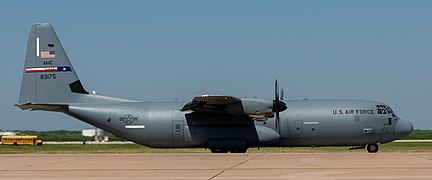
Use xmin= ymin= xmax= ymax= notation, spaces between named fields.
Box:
xmin=15 ymin=102 xmax=68 ymax=112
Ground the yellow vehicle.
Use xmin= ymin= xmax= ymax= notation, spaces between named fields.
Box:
xmin=1 ymin=136 xmax=43 ymax=146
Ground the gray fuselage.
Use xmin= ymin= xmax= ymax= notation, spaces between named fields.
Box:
xmin=66 ymin=98 xmax=412 ymax=149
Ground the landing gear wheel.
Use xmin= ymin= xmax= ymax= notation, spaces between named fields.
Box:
xmin=230 ymin=148 xmax=248 ymax=153
xmin=210 ymin=149 xmax=229 ymax=153
xmin=367 ymin=143 xmax=379 ymax=153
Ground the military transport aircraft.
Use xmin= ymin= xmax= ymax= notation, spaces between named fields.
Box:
xmin=17 ymin=23 xmax=413 ymax=153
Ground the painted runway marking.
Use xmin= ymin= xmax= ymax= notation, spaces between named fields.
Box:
xmin=208 ymin=153 xmax=266 ymax=180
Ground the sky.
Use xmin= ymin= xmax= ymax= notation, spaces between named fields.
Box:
xmin=1 ymin=1 xmax=431 ymax=130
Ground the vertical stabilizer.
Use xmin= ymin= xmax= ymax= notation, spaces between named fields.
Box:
xmin=18 ymin=23 xmax=88 ymax=105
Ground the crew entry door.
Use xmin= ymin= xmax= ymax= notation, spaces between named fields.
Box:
xmin=172 ymin=121 xmax=185 ymax=143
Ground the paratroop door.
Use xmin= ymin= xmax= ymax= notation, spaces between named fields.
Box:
xmin=294 ymin=120 xmax=303 ymax=136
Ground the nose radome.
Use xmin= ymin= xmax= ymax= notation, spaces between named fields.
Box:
xmin=395 ymin=119 xmax=414 ymax=139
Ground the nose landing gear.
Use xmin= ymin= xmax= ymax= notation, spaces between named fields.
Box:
xmin=367 ymin=143 xmax=379 ymax=153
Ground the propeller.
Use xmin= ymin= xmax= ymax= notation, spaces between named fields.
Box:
xmin=281 ymin=88 xmax=284 ymax=101
xmin=273 ymin=80 xmax=287 ymax=133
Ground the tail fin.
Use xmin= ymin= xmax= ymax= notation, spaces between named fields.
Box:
xmin=17 ymin=23 xmax=138 ymax=111
xmin=18 ymin=23 xmax=88 ymax=106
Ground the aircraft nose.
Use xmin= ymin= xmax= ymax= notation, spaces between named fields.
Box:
xmin=394 ymin=119 xmax=413 ymax=139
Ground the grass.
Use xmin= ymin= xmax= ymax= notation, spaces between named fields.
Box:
xmin=249 ymin=142 xmax=432 ymax=153
xmin=1 ymin=130 xmax=430 ymax=154
xmin=1 ymin=142 xmax=431 ymax=154
xmin=0 ymin=144 xmax=207 ymax=154
xmin=402 ymin=130 xmax=432 ymax=140
xmin=379 ymin=142 xmax=432 ymax=153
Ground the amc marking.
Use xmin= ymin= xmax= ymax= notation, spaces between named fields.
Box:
xmin=119 ymin=114 xmax=138 ymax=125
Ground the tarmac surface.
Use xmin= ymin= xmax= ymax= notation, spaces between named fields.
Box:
xmin=41 ymin=140 xmax=432 ymax=144
xmin=0 ymin=153 xmax=431 ymax=179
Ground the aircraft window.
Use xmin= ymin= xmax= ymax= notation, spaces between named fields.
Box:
xmin=376 ymin=104 xmax=396 ymax=115
xmin=48 ymin=43 xmax=54 ymax=47
xmin=388 ymin=118 xmax=392 ymax=125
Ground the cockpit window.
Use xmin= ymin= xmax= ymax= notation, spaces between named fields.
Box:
xmin=376 ymin=105 xmax=394 ymax=114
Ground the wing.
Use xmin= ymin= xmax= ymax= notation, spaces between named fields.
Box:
xmin=181 ymin=95 xmax=285 ymax=121
xmin=181 ymin=95 xmax=243 ymax=114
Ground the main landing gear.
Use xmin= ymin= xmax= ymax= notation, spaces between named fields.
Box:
xmin=208 ymin=139 xmax=248 ymax=153
xmin=210 ymin=148 xmax=248 ymax=153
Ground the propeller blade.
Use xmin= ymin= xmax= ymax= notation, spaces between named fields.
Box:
xmin=273 ymin=79 xmax=286 ymax=134
xmin=273 ymin=80 xmax=287 ymax=113
xmin=275 ymin=112 xmax=279 ymax=129
xmin=275 ymin=79 xmax=279 ymax=101
xmin=274 ymin=79 xmax=280 ymax=131
xmin=281 ymin=88 xmax=284 ymax=101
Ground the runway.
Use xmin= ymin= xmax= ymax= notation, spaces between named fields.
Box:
xmin=0 ymin=153 xmax=431 ymax=179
